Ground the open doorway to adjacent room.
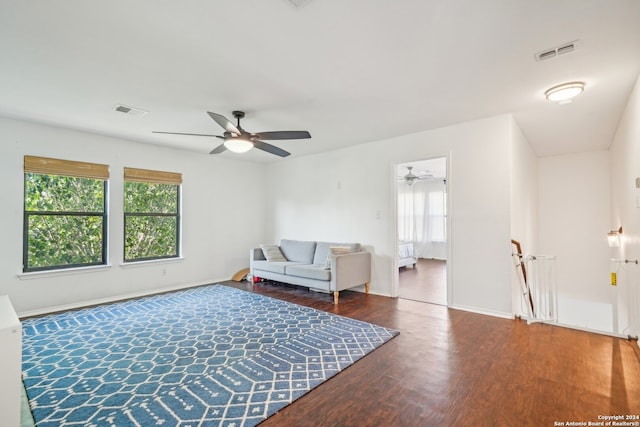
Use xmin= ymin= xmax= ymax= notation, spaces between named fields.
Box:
xmin=396 ymin=157 xmax=448 ymax=305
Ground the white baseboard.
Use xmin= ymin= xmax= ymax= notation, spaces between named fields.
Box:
xmin=533 ymin=318 xmax=639 ymax=341
xmin=349 ymin=286 xmax=392 ymax=298
xmin=366 ymin=289 xmax=392 ymax=298
xmin=449 ymin=304 xmax=514 ymax=320
xmin=18 ymin=279 xmax=223 ymax=318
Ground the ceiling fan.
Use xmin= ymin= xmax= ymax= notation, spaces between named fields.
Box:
xmin=400 ymin=166 xmax=435 ymax=186
xmin=153 ymin=110 xmax=311 ymax=157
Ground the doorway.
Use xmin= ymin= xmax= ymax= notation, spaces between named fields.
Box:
xmin=396 ymin=157 xmax=448 ymax=305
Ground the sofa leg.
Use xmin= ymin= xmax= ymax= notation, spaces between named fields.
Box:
xmin=365 ymin=282 xmax=370 ymax=294
xmin=333 ymin=291 xmax=339 ymax=305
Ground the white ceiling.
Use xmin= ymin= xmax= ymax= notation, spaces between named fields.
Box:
xmin=1 ymin=1 xmax=639 ymax=163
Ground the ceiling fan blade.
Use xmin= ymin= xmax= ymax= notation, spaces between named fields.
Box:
xmin=207 ymin=112 xmax=241 ymax=135
xmin=253 ymin=140 xmax=290 ymax=157
xmin=253 ymin=130 xmax=311 ymax=140
xmin=209 ymin=143 xmax=227 ymax=154
xmin=153 ymin=131 xmax=220 ymax=137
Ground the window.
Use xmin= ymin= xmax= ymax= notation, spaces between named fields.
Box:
xmin=397 ymin=183 xmax=447 ymax=244
xmin=23 ymin=156 xmax=109 ymax=272
xmin=428 ymin=191 xmax=447 ymax=242
xmin=124 ymin=167 xmax=182 ymax=262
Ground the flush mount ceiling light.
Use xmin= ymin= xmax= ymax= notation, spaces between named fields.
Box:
xmin=545 ymin=82 xmax=585 ymax=103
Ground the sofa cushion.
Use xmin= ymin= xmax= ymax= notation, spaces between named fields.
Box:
xmin=252 ymin=260 xmax=302 ymax=275
xmin=280 ymin=239 xmax=317 ymax=263
xmin=313 ymin=241 xmax=361 ymax=265
xmin=259 ymin=244 xmax=287 ymax=262
xmin=285 ymin=264 xmax=331 ymax=281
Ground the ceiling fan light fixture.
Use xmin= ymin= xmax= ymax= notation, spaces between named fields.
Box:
xmin=153 ymin=110 xmax=307 ymax=157
xmin=403 ymin=166 xmax=418 ymax=185
xmin=224 ymin=137 xmax=253 ymax=153
xmin=545 ymin=82 xmax=585 ymax=102
xmin=405 ymin=177 xmax=417 ymax=186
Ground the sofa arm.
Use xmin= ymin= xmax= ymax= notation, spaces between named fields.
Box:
xmin=250 ymin=247 xmax=266 ymax=262
xmin=331 ymin=251 xmax=371 ymax=292
xmin=250 ymin=248 xmax=266 ymax=276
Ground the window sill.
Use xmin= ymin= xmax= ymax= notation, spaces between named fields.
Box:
xmin=119 ymin=257 xmax=184 ymax=269
xmin=18 ymin=264 xmax=112 ymax=280
xmin=17 ymin=258 xmax=185 ymax=278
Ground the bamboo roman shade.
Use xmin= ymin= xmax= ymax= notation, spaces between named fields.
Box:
xmin=24 ymin=155 xmax=110 ymax=180
xmin=124 ymin=167 xmax=182 ymax=185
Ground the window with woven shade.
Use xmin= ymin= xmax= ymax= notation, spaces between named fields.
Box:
xmin=23 ymin=156 xmax=109 ymax=272
xmin=123 ymin=167 xmax=182 ymax=262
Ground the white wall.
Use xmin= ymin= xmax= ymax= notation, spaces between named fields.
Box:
xmin=509 ymin=117 xmax=538 ymax=315
xmin=0 ymin=117 xmax=267 ymax=315
xmin=609 ymin=73 xmax=640 ymax=338
xmin=0 ymin=113 xmax=541 ymax=320
xmin=538 ymin=150 xmax=612 ymax=331
xmin=265 ymin=114 xmax=515 ymax=317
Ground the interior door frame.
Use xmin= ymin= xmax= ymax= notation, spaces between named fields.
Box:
xmin=391 ymin=153 xmax=452 ymax=306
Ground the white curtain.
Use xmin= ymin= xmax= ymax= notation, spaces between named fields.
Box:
xmin=398 ymin=180 xmax=446 ymax=259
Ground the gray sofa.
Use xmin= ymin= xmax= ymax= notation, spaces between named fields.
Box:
xmin=250 ymin=239 xmax=371 ymax=304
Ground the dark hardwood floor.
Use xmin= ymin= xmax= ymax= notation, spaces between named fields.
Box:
xmin=222 ymin=280 xmax=640 ymax=427
xmin=398 ymin=258 xmax=447 ymax=305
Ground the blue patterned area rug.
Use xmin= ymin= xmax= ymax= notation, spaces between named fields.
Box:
xmin=22 ymin=284 xmax=398 ymax=426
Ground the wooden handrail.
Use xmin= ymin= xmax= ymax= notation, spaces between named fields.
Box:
xmin=511 ymin=239 xmax=534 ymax=315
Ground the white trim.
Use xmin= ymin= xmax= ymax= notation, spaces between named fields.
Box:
xmin=449 ymin=304 xmax=514 ymax=319
xmin=445 ymin=154 xmax=453 ymax=306
xmin=393 ymin=153 xmax=451 ymax=305
xmin=391 ymin=161 xmax=400 ymax=298
xmin=356 ymin=288 xmax=392 ymax=298
xmin=18 ymin=257 xmax=185 ymax=279
xmin=522 ymin=317 xmax=640 ymax=341
xmin=367 ymin=290 xmax=393 ymax=298
xmin=18 ymin=264 xmax=112 ymax=280
xmin=119 ymin=257 xmax=184 ymax=269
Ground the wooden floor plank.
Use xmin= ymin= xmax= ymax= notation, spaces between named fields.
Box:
xmin=222 ymin=280 xmax=640 ymax=426
xmin=398 ymin=258 xmax=447 ymax=304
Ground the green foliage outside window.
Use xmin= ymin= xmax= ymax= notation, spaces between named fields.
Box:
xmin=124 ymin=181 xmax=180 ymax=262
xmin=24 ymin=173 xmax=106 ymax=271
xmin=23 ymin=173 xmax=180 ymax=270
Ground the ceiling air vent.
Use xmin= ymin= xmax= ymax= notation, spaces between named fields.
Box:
xmin=535 ymin=40 xmax=580 ymax=62
xmin=114 ymin=104 xmax=148 ymax=117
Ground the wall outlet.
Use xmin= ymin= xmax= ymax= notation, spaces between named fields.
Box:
xmin=161 ymin=268 xmax=166 ymax=276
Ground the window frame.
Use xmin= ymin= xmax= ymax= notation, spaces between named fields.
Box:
xmin=22 ymin=156 xmax=110 ymax=272
xmin=123 ymin=168 xmax=182 ymax=263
